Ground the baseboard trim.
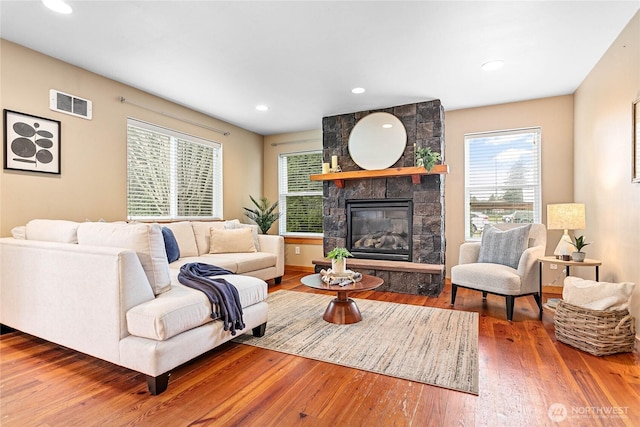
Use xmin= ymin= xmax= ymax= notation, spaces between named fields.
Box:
xmin=285 ymin=265 xmax=315 ymax=273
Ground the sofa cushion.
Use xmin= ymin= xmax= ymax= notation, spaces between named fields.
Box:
xmin=225 ymin=219 xmax=261 ymax=251
xmin=478 ymin=224 xmax=531 ymax=269
xmin=192 ymin=221 xmax=226 ymax=255
xmin=26 ymin=219 xmax=80 ymax=243
xmin=126 ymin=274 xmax=267 ymax=341
xmin=169 ymin=256 xmax=238 ymax=273
xmin=77 ymin=222 xmax=171 ymax=295
xmin=161 ymin=227 xmax=180 ymax=263
xmin=163 ymin=221 xmax=198 ymax=257
xmin=209 ymin=228 xmax=257 ymax=254
xmin=213 ymin=252 xmax=277 ymax=274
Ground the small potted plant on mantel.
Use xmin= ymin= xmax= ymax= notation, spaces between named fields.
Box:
xmin=415 ymin=146 xmax=442 ymax=172
xmin=570 ymin=235 xmax=590 ymax=262
xmin=326 ymin=247 xmax=352 ymax=274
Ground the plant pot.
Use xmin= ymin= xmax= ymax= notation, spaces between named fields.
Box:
xmin=415 ymin=158 xmax=424 ymax=168
xmin=331 ymin=258 xmax=346 ymax=274
xmin=571 ymin=252 xmax=585 ymax=262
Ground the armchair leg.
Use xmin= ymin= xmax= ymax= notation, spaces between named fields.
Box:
xmin=450 ymin=284 xmax=458 ymax=305
xmin=533 ymin=293 xmax=543 ymax=319
xmin=505 ymin=296 xmax=515 ymax=322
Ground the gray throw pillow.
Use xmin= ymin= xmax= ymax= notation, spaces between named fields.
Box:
xmin=478 ymin=224 xmax=532 ymax=269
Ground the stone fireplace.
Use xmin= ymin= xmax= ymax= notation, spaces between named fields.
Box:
xmin=318 ymin=100 xmax=445 ymax=296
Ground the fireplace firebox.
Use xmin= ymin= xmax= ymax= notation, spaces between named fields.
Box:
xmin=346 ymin=199 xmax=413 ymax=262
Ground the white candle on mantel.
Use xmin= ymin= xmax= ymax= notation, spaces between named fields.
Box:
xmin=331 ymin=155 xmax=338 ymax=170
xmin=322 ymin=163 xmax=330 ymax=174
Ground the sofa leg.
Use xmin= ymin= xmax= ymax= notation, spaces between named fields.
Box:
xmin=482 ymin=291 xmax=488 ymax=300
xmin=450 ymin=284 xmax=458 ymax=305
xmin=147 ymin=373 xmax=170 ymax=395
xmin=252 ymin=322 xmax=267 ymax=337
xmin=505 ymin=296 xmax=515 ymax=322
xmin=274 ymin=276 xmax=282 ymax=285
xmin=0 ymin=324 xmax=16 ymax=335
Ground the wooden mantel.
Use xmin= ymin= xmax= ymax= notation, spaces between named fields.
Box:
xmin=310 ymin=164 xmax=449 ymax=188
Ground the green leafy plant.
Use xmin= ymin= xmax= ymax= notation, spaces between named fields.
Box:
xmin=415 ymin=146 xmax=442 ymax=172
xmin=243 ymin=195 xmax=280 ymax=234
xmin=569 ymin=235 xmax=590 ymax=252
xmin=326 ymin=247 xmax=353 ymax=261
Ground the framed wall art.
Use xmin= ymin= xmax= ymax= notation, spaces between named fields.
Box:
xmin=633 ymin=98 xmax=640 ymax=183
xmin=4 ymin=109 xmax=61 ymax=174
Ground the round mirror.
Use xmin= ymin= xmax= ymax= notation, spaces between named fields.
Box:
xmin=348 ymin=112 xmax=407 ymax=170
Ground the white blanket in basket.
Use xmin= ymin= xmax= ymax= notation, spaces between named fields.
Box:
xmin=562 ymin=276 xmax=635 ymax=311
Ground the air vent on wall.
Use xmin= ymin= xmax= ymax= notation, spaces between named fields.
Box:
xmin=49 ymin=89 xmax=92 ymax=120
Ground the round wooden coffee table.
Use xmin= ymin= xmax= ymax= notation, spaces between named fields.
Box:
xmin=300 ymin=273 xmax=384 ymax=324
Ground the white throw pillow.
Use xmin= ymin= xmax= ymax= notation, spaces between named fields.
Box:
xmin=563 ymin=276 xmax=635 ymax=311
xmin=11 ymin=225 xmax=26 ymax=239
xmin=191 ymin=221 xmax=226 ymax=255
xmin=477 ymin=224 xmax=531 ymax=269
xmin=224 ymin=219 xmax=261 ymax=251
xmin=77 ymin=222 xmax=171 ymax=295
xmin=209 ymin=227 xmax=257 ymax=254
xmin=25 ymin=219 xmax=80 ymax=243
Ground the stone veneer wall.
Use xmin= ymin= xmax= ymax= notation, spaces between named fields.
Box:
xmin=321 ymin=100 xmax=446 ymax=296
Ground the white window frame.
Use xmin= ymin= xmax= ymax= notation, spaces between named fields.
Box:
xmin=127 ymin=118 xmax=223 ymax=221
xmin=464 ymin=127 xmax=542 ymax=240
xmin=278 ymin=150 xmax=323 ymax=237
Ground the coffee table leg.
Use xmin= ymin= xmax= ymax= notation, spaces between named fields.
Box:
xmin=323 ymin=291 xmax=363 ymax=324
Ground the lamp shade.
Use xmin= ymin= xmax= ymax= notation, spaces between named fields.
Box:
xmin=547 ymin=203 xmax=585 ymax=230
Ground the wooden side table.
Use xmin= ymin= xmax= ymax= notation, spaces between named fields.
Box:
xmin=538 ymin=256 xmax=602 ymax=292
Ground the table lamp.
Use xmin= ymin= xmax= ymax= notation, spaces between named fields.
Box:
xmin=547 ymin=203 xmax=585 ymax=260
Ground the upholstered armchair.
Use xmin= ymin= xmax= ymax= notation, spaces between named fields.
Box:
xmin=451 ymin=223 xmax=547 ymax=321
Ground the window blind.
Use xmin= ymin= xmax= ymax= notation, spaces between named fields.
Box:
xmin=464 ymin=128 xmax=541 ymax=240
xmin=278 ymin=151 xmax=323 ymax=235
xmin=127 ymin=118 xmax=222 ymax=220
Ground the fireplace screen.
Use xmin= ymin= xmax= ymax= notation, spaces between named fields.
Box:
xmin=347 ymin=199 xmax=412 ymax=261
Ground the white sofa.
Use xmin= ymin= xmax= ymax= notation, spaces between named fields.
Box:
xmin=0 ymin=219 xmax=284 ymax=394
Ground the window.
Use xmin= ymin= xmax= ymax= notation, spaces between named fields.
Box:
xmin=127 ymin=118 xmax=222 ymax=220
xmin=278 ymin=151 xmax=323 ymax=235
xmin=464 ymin=128 xmax=541 ymax=240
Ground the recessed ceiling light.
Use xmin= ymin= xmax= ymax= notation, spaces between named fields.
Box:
xmin=481 ymin=60 xmax=504 ymax=71
xmin=351 ymin=87 xmax=366 ymax=94
xmin=255 ymin=105 xmax=269 ymax=112
xmin=42 ymin=0 xmax=73 ymax=14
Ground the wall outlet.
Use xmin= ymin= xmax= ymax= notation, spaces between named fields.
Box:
xmin=295 ymin=246 xmax=301 ymax=255
xmin=550 ymin=263 xmax=558 ymax=270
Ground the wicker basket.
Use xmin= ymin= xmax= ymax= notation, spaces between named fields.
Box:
xmin=554 ymin=300 xmax=636 ymax=356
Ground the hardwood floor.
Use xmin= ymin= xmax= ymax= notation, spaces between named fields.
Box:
xmin=1 ymin=269 xmax=639 ymax=426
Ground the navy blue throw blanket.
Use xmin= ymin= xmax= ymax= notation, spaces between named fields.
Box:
xmin=178 ymin=263 xmax=245 ymax=336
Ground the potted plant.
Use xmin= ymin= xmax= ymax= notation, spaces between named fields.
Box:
xmin=326 ymin=247 xmax=352 ymax=274
xmin=569 ymin=235 xmax=590 ymax=262
xmin=243 ymin=195 xmax=280 ymax=234
xmin=415 ymin=146 xmax=442 ymax=172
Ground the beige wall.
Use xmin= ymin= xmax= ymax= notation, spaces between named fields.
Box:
xmin=264 ymin=129 xmax=323 ymax=268
xmin=573 ymin=11 xmax=640 ymax=333
xmin=444 ymin=96 xmax=575 ymax=283
xmin=0 ymin=40 xmax=263 ymax=236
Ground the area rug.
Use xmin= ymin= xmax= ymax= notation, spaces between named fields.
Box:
xmin=233 ymin=290 xmax=479 ymax=395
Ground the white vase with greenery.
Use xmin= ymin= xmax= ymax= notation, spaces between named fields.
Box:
xmin=326 ymin=247 xmax=352 ymax=274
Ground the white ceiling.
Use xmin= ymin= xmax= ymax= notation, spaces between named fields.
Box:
xmin=1 ymin=1 xmax=639 ymax=135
